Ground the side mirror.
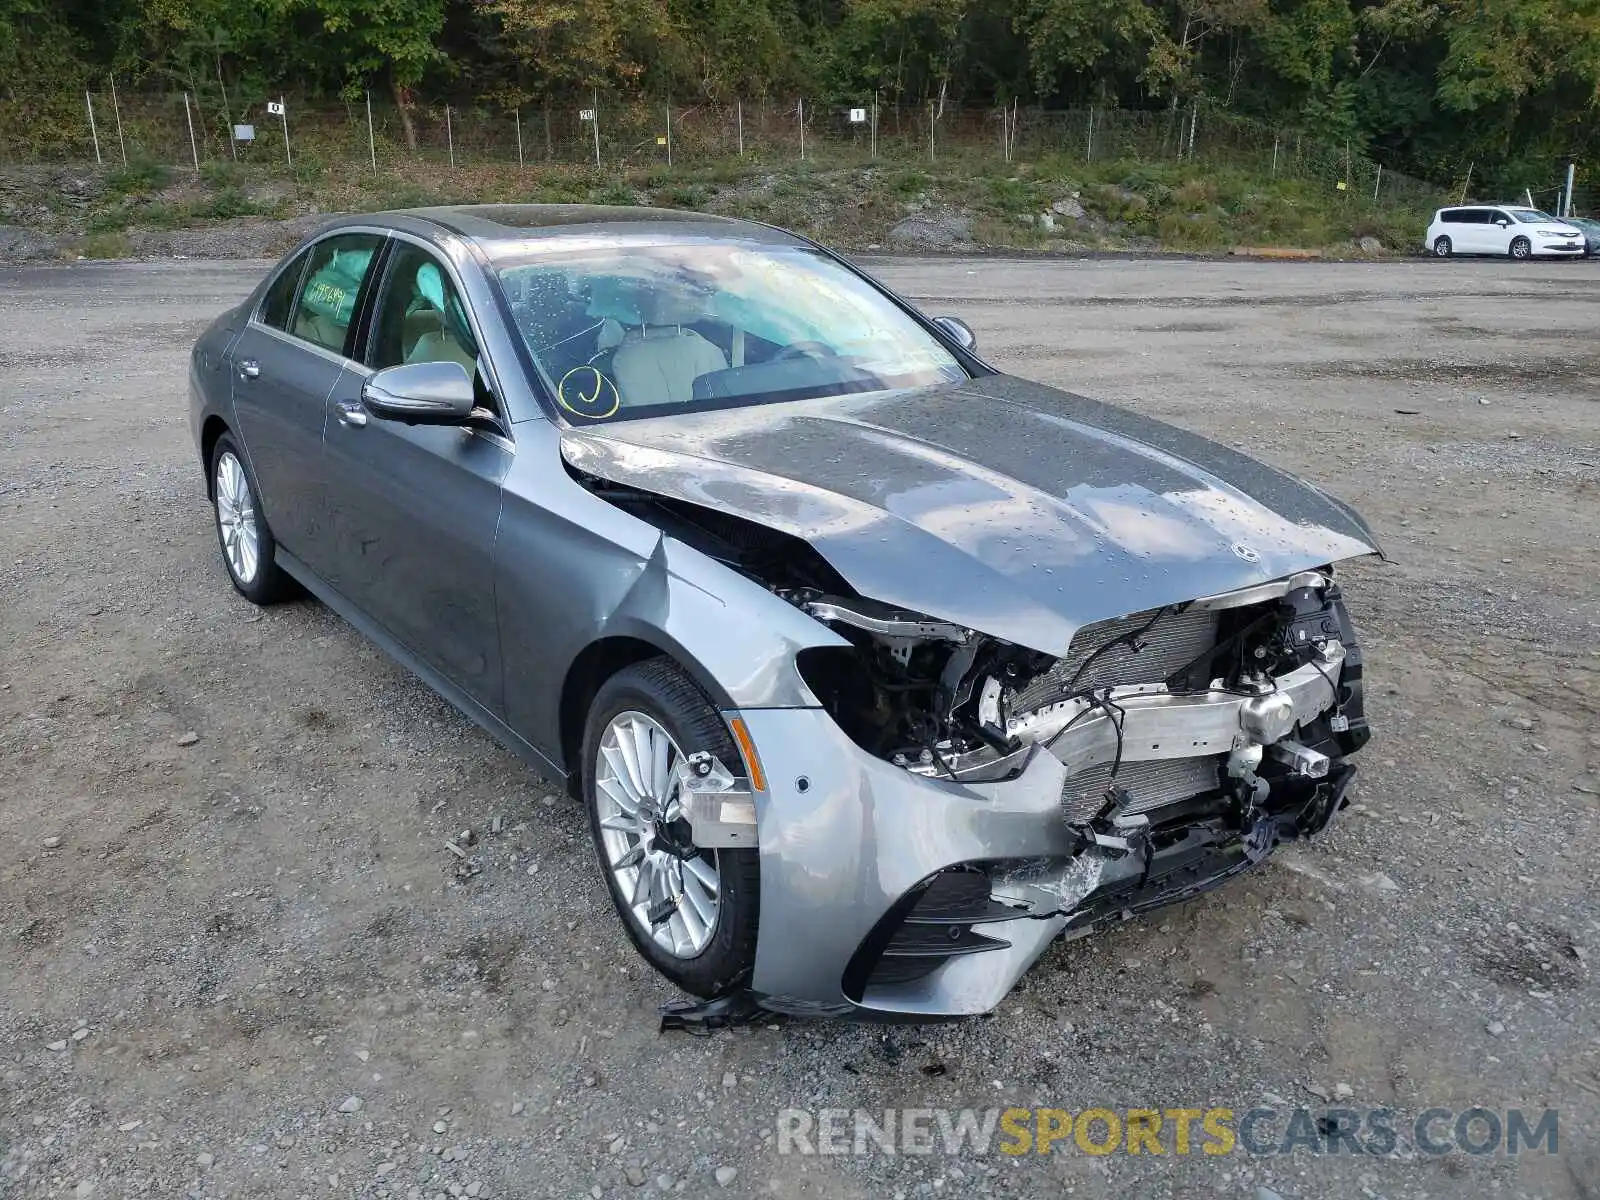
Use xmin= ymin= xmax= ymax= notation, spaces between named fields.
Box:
xmin=1496 ymin=218 xmax=1511 ymax=227
xmin=932 ymin=315 xmax=977 ymax=354
xmin=361 ymin=361 xmax=474 ymax=425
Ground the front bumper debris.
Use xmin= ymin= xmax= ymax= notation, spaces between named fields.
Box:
xmin=733 ymin=696 xmax=1360 ymax=1020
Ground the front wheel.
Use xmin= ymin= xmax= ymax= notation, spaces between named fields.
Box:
xmin=1432 ymin=236 xmax=1453 ymax=257
xmin=1510 ymin=236 xmax=1532 ymax=259
xmin=211 ymin=434 xmax=291 ymax=605
xmin=581 ymin=658 xmax=760 ymax=998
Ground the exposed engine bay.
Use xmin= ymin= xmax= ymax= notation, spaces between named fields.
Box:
xmin=577 ymin=470 xmax=1370 ymax=837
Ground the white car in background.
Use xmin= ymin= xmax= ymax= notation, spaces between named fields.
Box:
xmin=1426 ymin=205 xmax=1586 ymax=258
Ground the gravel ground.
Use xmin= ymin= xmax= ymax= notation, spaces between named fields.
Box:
xmin=2 ymin=256 xmax=1597 ymax=1200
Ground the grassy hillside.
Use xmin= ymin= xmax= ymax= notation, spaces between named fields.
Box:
xmin=6 ymin=151 xmax=1430 ymax=261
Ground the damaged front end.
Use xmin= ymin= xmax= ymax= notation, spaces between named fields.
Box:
xmin=784 ymin=568 xmax=1369 ymax=1012
xmin=571 ymin=457 xmax=1371 ymax=1018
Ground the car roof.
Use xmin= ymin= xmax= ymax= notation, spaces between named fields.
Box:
xmin=324 ymin=203 xmax=804 ymax=249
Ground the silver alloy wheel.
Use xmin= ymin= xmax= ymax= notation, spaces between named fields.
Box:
xmin=215 ymin=451 xmax=260 ymax=584
xmin=594 ymin=710 xmax=721 ymax=959
xmin=1511 ymin=237 xmax=1531 ymax=259
xmin=1433 ymin=236 xmax=1451 ymax=257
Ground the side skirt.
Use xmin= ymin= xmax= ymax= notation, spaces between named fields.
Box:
xmin=274 ymin=547 xmax=568 ymax=785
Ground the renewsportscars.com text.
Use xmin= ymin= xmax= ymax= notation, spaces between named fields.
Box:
xmin=775 ymin=1106 xmax=1559 ymax=1158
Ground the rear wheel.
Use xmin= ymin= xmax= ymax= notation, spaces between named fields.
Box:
xmin=1510 ymin=236 xmax=1532 ymax=259
xmin=581 ymin=658 xmax=760 ymax=998
xmin=1432 ymin=236 xmax=1452 ymax=257
xmin=211 ymin=434 xmax=292 ymax=605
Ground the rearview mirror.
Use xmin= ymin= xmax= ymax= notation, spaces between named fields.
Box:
xmin=932 ymin=315 xmax=977 ymax=354
xmin=361 ymin=361 xmax=474 ymax=425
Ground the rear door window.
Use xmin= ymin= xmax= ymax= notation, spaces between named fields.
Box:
xmin=289 ymin=233 xmax=384 ymax=356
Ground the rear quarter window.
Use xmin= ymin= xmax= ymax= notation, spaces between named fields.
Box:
xmin=259 ymin=249 xmax=310 ymax=330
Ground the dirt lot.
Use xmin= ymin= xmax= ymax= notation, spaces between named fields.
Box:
xmin=2 ymin=255 xmax=1597 ymax=1200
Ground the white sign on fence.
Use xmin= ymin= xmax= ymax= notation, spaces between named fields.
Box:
xmin=579 ymin=108 xmax=595 ymax=122
xmin=848 ymin=107 xmax=867 ymax=124
xmin=233 ymin=124 xmax=255 ymax=141
xmin=266 ymin=100 xmax=285 ymax=116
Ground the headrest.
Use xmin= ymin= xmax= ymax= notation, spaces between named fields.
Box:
xmin=586 ymin=276 xmax=645 ymax=325
xmin=416 ymin=262 xmax=447 ymax=311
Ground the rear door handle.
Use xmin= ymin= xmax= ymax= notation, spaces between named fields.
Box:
xmin=335 ymin=399 xmax=368 ymax=428
xmin=238 ymin=359 xmax=261 ymax=379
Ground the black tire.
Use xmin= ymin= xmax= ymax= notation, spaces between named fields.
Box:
xmin=1432 ymin=236 xmax=1452 ymax=257
xmin=1510 ymin=236 xmax=1532 ymax=259
xmin=210 ymin=433 xmax=292 ymax=605
xmin=581 ymin=658 xmax=760 ymax=998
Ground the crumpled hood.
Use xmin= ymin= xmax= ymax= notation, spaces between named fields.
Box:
xmin=559 ymin=375 xmax=1381 ymax=655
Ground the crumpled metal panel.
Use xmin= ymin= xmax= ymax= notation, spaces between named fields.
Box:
xmin=560 ymin=375 xmax=1379 ymax=656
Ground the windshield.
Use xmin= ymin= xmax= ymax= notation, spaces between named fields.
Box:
xmin=1509 ymin=209 xmax=1555 ymax=223
xmin=490 ymin=240 xmax=968 ymax=421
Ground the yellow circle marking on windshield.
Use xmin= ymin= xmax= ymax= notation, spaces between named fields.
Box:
xmin=556 ymin=365 xmax=620 ymax=419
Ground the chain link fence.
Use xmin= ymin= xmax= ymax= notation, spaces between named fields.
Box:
xmin=2 ymin=86 xmax=1474 ymax=212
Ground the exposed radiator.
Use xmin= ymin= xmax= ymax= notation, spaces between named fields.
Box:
xmin=1019 ymin=606 xmax=1228 ymax=824
xmin=1059 ymin=754 xmax=1226 ymax=824
xmin=1013 ymin=605 xmax=1221 ymax=712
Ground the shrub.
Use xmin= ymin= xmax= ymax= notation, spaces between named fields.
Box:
xmin=653 ymin=183 xmax=709 ymax=209
xmin=104 ymin=158 xmax=170 ymax=197
xmin=1172 ymin=178 xmax=1219 ymax=211
xmin=78 ymin=230 xmax=130 ymax=258
xmin=587 ymin=181 xmax=636 ymax=206
xmin=1157 ymin=211 xmax=1228 ymax=250
xmin=199 ymin=160 xmax=245 ymax=188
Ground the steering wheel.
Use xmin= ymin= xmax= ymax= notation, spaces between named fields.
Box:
xmin=775 ymin=340 xmax=840 ymax=361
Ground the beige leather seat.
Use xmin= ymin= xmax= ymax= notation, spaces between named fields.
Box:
xmin=608 ymin=287 xmax=727 ymax=407
xmin=611 ymin=326 xmax=727 ymax=407
xmin=294 ymin=310 xmax=346 ymax=351
xmin=407 ymin=327 xmax=477 ymax=375
xmin=401 ymin=264 xmax=477 ymax=376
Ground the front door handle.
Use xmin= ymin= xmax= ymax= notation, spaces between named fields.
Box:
xmin=335 ymin=399 xmax=368 ymax=428
xmin=238 ymin=359 xmax=261 ymax=379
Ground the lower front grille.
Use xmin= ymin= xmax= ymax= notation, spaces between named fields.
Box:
xmin=1060 ymin=754 xmax=1226 ymax=823
xmin=845 ymin=867 xmax=1015 ymax=997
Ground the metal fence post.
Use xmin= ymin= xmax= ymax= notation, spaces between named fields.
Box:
xmin=279 ymin=97 xmax=292 ymax=168
xmin=85 ymin=92 xmax=102 ymax=165
xmin=736 ymin=100 xmax=744 ymax=156
xmin=1271 ymin=135 xmax=1279 ymax=176
xmin=1372 ymin=163 xmax=1381 ymax=202
xmin=1086 ymin=105 xmax=1095 ymax=163
xmin=183 ymin=91 xmax=199 ymax=168
xmin=365 ymin=89 xmax=377 ymax=174
xmin=1186 ymin=106 xmax=1198 ymax=161
xmin=515 ymin=108 xmax=524 ymax=168
xmin=929 ymin=101 xmax=935 ymax=163
xmin=798 ymin=98 xmax=805 ymax=161
xmin=665 ymin=102 xmax=672 ymax=167
xmin=108 ymin=76 xmax=128 ymax=166
xmin=446 ymin=104 xmax=454 ymax=167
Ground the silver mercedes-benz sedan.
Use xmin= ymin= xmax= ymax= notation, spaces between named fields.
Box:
xmin=189 ymin=205 xmax=1379 ymax=1020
